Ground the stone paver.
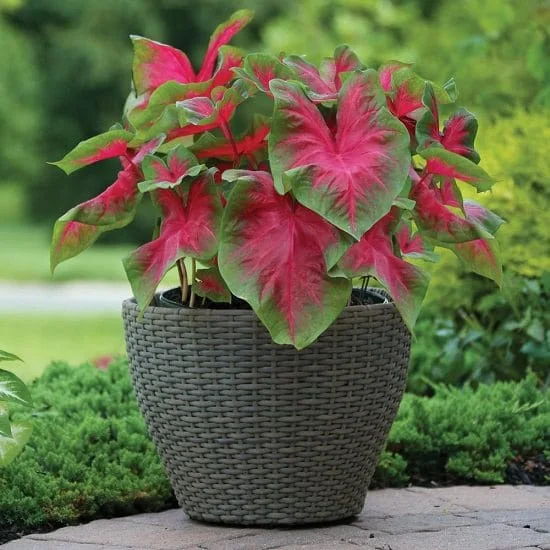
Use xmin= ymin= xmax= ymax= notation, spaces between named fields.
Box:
xmin=2 ymin=486 xmax=550 ymax=550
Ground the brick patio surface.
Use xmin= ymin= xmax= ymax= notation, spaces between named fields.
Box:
xmin=2 ymin=485 xmax=549 ymax=550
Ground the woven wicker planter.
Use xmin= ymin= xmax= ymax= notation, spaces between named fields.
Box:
xmin=122 ymin=291 xmax=410 ymax=526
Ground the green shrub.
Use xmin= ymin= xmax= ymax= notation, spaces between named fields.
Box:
xmin=374 ymin=372 xmax=550 ymax=487
xmin=0 ymin=359 xmax=175 ymax=536
xmin=409 ymin=272 xmax=550 ymax=394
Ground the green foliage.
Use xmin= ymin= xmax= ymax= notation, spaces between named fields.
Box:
xmin=410 ymin=272 xmax=550 ymax=394
xmin=0 ymin=12 xmax=42 ymax=193
xmin=0 ymin=359 xmax=174 ymax=532
xmin=373 ymin=372 xmax=550 ymax=486
xmin=0 ymin=351 xmax=32 ymax=466
xmin=261 ymin=0 xmax=549 ymax=112
xmin=475 ymin=108 xmax=550 ymax=277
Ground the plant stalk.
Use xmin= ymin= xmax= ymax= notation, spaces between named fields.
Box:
xmin=177 ymin=259 xmax=189 ymax=304
xmin=189 ymin=258 xmax=197 ymax=308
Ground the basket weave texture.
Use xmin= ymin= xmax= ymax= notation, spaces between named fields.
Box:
xmin=122 ymin=293 xmax=410 ymax=526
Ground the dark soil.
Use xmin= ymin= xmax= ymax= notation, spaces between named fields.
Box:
xmin=157 ymin=287 xmax=387 ymax=309
xmin=506 ymin=453 xmax=550 ymax=485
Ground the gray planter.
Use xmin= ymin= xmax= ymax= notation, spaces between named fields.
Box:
xmin=122 ymin=291 xmax=410 ymax=526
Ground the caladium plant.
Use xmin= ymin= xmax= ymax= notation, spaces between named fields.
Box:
xmin=51 ymin=10 xmax=503 ymax=349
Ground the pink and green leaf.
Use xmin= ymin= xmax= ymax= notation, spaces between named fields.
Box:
xmin=130 ymin=36 xmax=195 ymax=95
xmin=463 ymin=200 xmax=505 ymax=236
xmin=411 ymin=176 xmax=493 ymax=243
xmin=197 ymin=9 xmax=253 ymax=81
xmin=50 ymin=166 xmax=142 ymax=272
xmin=269 ymin=70 xmax=410 ymax=239
xmin=236 ymin=53 xmax=296 ymax=93
xmin=51 ymin=129 xmax=133 ymax=174
xmin=128 ymin=80 xmax=211 ymax=134
xmin=441 ymin=108 xmax=479 ymax=163
xmin=319 ymin=45 xmax=363 ymax=90
xmin=124 ymin=171 xmax=222 ymax=309
xmin=415 ymin=83 xmax=441 ymax=151
xmin=442 ymin=238 xmax=503 ymax=286
xmin=138 ymin=146 xmax=204 ymax=192
xmin=283 ymin=55 xmax=336 ymax=101
xmin=177 ymin=81 xmax=248 ymax=128
xmin=130 ymin=134 xmax=167 ymax=164
xmin=338 ymin=210 xmax=429 ymax=331
xmin=396 ymin=220 xmax=438 ymax=262
xmin=193 ymin=266 xmax=231 ymax=303
xmin=420 ymin=147 xmax=494 ymax=191
xmin=191 ymin=115 xmax=269 ymax=162
xmin=210 ymin=45 xmax=246 ymax=88
xmin=219 ymin=170 xmax=352 ymax=349
xmin=50 ymin=221 xmax=102 ymax=273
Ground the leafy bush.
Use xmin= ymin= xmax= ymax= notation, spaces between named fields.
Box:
xmin=374 ymin=372 xmax=550 ymax=487
xmin=261 ymin=0 xmax=550 ymax=111
xmin=0 ymin=359 xmax=175 ymax=539
xmin=409 ymin=272 xmax=550 ymax=394
xmin=0 ymin=350 xmax=32 ymax=466
xmin=475 ymin=108 xmax=550 ymax=277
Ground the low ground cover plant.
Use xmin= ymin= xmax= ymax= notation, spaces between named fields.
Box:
xmin=1 ymin=360 xmax=547 ymax=543
xmin=409 ymin=271 xmax=550 ymax=394
xmin=51 ymin=10 xmax=502 ymax=349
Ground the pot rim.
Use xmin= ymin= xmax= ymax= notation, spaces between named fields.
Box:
xmin=122 ymin=287 xmax=394 ymax=316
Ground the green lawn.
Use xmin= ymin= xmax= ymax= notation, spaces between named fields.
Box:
xmin=0 ymin=225 xmax=183 ymax=380
xmin=2 ymin=313 xmax=126 ymax=381
xmin=0 ymin=224 xmax=133 ymax=282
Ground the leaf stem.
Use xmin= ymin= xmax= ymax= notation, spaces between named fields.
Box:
xmin=177 ymin=259 xmax=189 ymax=304
xmin=189 ymin=258 xmax=197 ymax=308
xmin=220 ymin=119 xmax=240 ymax=167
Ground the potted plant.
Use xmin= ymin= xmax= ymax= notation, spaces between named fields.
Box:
xmin=50 ymin=10 xmax=502 ymax=525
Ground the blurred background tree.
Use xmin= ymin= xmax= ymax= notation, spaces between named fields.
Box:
xmin=0 ymin=0 xmax=547 ymax=388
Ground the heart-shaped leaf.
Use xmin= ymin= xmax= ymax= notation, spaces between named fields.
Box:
xmin=416 ymin=84 xmax=480 ymax=163
xmin=124 ymin=171 xmax=222 ymax=309
xmin=411 ymin=175 xmax=500 ymax=243
xmin=138 ymin=146 xmax=204 ymax=192
xmin=51 ymin=129 xmax=133 ymax=174
xmin=338 ymin=210 xmax=429 ymax=330
xmin=197 ymin=9 xmax=253 ymax=81
xmin=0 ymin=422 xmax=32 ymax=467
xmin=193 ymin=266 xmax=231 ymax=303
xmin=420 ymin=147 xmax=494 ymax=191
xmin=283 ymin=46 xmax=363 ymax=102
xmin=219 ymin=170 xmax=352 ymax=349
xmin=177 ymin=80 xmax=249 ymax=128
xmin=396 ymin=220 xmax=439 ymax=262
xmin=128 ymin=81 xmax=211 ymax=134
xmin=131 ymin=36 xmax=196 ymax=95
xmin=235 ymin=53 xmax=296 ymax=93
xmin=442 ymin=238 xmax=503 ymax=286
xmin=0 ymin=369 xmax=32 ymax=407
xmin=269 ymin=70 xmax=410 ymax=239
xmin=51 ymin=166 xmax=142 ymax=271
xmin=210 ymin=45 xmax=246 ymax=89
xmin=441 ymin=109 xmax=480 ymax=163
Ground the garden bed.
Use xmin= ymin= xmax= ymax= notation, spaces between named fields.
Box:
xmin=1 ymin=359 xmax=548 ymax=544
